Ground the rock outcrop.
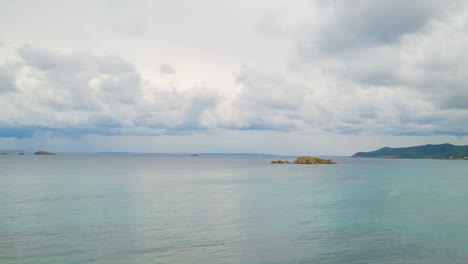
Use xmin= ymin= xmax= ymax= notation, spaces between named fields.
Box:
xmin=293 ymin=156 xmax=337 ymax=164
xmin=271 ymin=156 xmax=337 ymax=164
xmin=34 ymin=151 xmax=56 ymax=155
xmin=271 ymin=160 xmax=291 ymax=164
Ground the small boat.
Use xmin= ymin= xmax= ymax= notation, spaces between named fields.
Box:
xmin=190 ymin=154 xmax=199 ymax=156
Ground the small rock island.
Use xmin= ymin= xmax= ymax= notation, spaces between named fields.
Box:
xmin=271 ymin=156 xmax=338 ymax=164
xmin=34 ymin=150 xmax=56 ymax=155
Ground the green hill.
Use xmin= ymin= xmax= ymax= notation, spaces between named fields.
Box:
xmin=353 ymin=144 xmax=468 ymax=159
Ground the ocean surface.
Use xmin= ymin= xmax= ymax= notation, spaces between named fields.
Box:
xmin=1 ymin=154 xmax=468 ymax=264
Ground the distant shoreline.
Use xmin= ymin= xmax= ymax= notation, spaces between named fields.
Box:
xmin=353 ymin=143 xmax=468 ymax=160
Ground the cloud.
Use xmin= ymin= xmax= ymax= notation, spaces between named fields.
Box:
xmin=298 ymin=0 xmax=451 ymax=54
xmin=109 ymin=22 xmax=145 ymax=37
xmin=0 ymin=64 xmax=18 ymax=93
xmin=2 ymin=0 xmax=468 ymax=145
xmin=17 ymin=46 xmax=142 ymax=110
xmin=159 ymin=63 xmax=175 ymax=75
xmin=266 ymin=0 xmax=468 ymax=136
xmin=227 ymin=66 xmax=308 ymax=131
xmin=0 ymin=46 xmax=224 ymax=138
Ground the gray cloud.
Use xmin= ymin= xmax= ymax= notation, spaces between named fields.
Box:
xmin=301 ymin=0 xmax=450 ymax=54
xmin=268 ymin=0 xmax=468 ymax=136
xmin=159 ymin=63 xmax=175 ymax=75
xmin=0 ymin=65 xmax=18 ymax=93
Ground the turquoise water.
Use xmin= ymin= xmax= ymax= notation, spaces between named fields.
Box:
xmin=1 ymin=154 xmax=468 ymax=264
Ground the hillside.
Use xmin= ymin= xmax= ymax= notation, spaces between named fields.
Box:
xmin=353 ymin=144 xmax=468 ymax=159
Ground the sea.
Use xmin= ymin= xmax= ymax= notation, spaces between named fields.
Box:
xmin=1 ymin=153 xmax=468 ymax=264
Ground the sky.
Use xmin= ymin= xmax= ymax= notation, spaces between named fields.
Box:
xmin=1 ymin=0 xmax=468 ymax=155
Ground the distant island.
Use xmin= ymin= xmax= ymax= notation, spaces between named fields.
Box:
xmin=34 ymin=150 xmax=56 ymax=155
xmin=353 ymin=144 xmax=468 ymax=160
xmin=272 ymin=156 xmax=338 ymax=164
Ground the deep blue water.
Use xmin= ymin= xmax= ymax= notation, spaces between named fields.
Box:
xmin=1 ymin=154 xmax=468 ymax=264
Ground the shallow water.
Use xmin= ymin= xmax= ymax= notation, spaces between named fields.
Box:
xmin=1 ymin=154 xmax=468 ymax=263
